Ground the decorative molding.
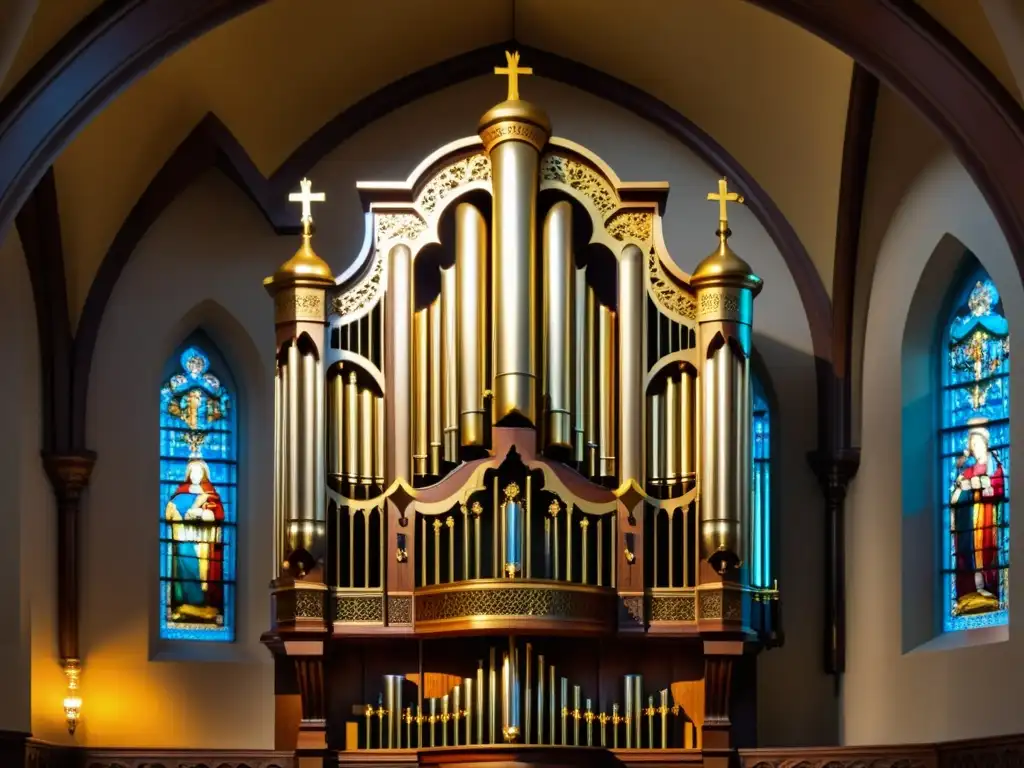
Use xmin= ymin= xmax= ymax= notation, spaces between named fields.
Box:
xmin=619 ymin=594 xmax=646 ymax=628
xmin=541 ymin=153 xmax=617 ymax=216
xmin=334 ymin=592 xmax=385 ymax=623
xmin=606 ymin=210 xmax=653 ymax=244
xmin=739 ymin=745 xmax=937 ymax=768
xmin=649 ymin=592 xmax=696 ymax=623
xmin=416 ymin=152 xmax=490 ymax=216
xmin=387 ymin=594 xmax=412 ymax=625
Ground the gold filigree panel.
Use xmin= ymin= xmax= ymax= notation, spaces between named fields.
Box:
xmin=648 ymin=249 xmax=697 ymax=321
xmin=541 ymin=154 xmax=617 ymax=216
xmin=416 ymin=153 xmax=491 ymax=215
xmin=607 ymin=210 xmax=653 ymax=244
xmin=650 ymin=594 xmax=697 ymax=623
xmin=388 ymin=595 xmax=412 ymax=625
xmin=331 ymin=254 xmax=383 ymax=318
xmin=334 ymin=593 xmax=384 ymax=623
xmin=415 ymin=585 xmax=613 ymax=624
xmin=698 ymin=289 xmax=741 ymax=321
xmin=275 ymin=588 xmax=326 ymax=624
xmin=619 ymin=595 xmax=645 ymax=628
xmin=376 ymin=212 xmax=427 ymax=246
xmin=697 ymin=589 xmax=743 ymax=621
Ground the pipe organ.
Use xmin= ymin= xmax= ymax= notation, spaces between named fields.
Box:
xmin=264 ymin=52 xmax=781 ymax=768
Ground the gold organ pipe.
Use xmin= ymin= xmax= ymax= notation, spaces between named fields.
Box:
xmin=583 ymin=284 xmax=598 ymax=476
xmin=363 ymin=508 xmax=371 ymax=586
xmin=683 ymin=505 xmax=690 ymax=587
xmin=447 ymin=516 xmax=455 ymax=583
xmin=434 ymin=518 xmax=442 ymax=585
xmin=648 ymin=391 xmax=664 ymax=485
xmin=566 ymin=504 xmax=573 ymax=582
xmin=482 ymin=110 xmax=545 ymax=428
xmin=421 ymin=516 xmax=427 ymax=587
xmin=573 ymin=267 xmax=587 ymax=464
xmin=462 ymin=504 xmax=470 ymax=581
xmin=664 ymin=374 xmax=679 ymax=486
xmin=597 ymin=305 xmax=616 ymax=478
xmin=581 ymin=518 xmax=589 ymax=585
xmin=681 ymin=370 xmax=695 ymax=485
xmin=286 ymin=343 xmax=299 ymax=527
xmin=542 ymin=200 xmax=574 ymax=450
xmin=374 ymin=396 xmax=385 ymax=485
xmin=359 ymin=387 xmax=373 ymax=486
xmin=348 ymin=510 xmax=355 ymax=586
xmin=344 ymin=371 xmax=359 ymax=485
xmin=618 ymin=244 xmax=644 ymax=482
xmin=489 ymin=648 xmax=497 ymax=744
xmin=330 ymin=371 xmax=343 ymax=476
xmin=301 ymin=346 xmax=317 ymax=527
xmin=476 ymin=662 xmax=484 ymax=745
xmin=456 ymin=203 xmax=488 ymax=448
xmin=413 ymin=308 xmax=429 ymax=476
xmin=428 ymin=298 xmax=443 ymax=475
xmin=379 ymin=507 xmax=384 ymax=587
xmin=385 ymin=244 xmax=412 ymax=481
xmin=441 ymin=265 xmax=459 ymax=461
xmin=274 ymin=361 xmax=282 ymax=573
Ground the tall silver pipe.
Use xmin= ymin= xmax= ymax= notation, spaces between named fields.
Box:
xmin=542 ymin=200 xmax=574 ymax=449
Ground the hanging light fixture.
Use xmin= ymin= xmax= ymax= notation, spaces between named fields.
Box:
xmin=62 ymin=659 xmax=82 ymax=735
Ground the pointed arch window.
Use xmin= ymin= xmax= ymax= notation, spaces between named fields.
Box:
xmin=942 ymin=272 xmax=1010 ymax=632
xmin=159 ymin=340 xmax=237 ymax=641
xmin=751 ymin=374 xmax=772 ymax=589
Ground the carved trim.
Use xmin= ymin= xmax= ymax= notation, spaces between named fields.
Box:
xmin=335 ymin=592 xmax=385 ymax=623
xmin=416 ymin=152 xmax=491 ymax=215
xmin=331 ymin=252 xmax=384 ymax=318
xmin=540 ymin=153 xmax=618 ymax=216
xmin=648 ymin=249 xmax=697 ymax=321
xmin=375 ymin=212 xmax=427 ymax=247
xmin=606 ymin=210 xmax=653 ymax=244
xmin=619 ymin=594 xmax=646 ymax=628
xmin=649 ymin=592 xmax=696 ymax=623
xmin=387 ymin=595 xmax=412 ymax=625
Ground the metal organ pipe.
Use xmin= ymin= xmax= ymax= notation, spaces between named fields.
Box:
xmin=542 ymin=200 xmax=574 ymax=451
xmin=428 ymin=297 xmax=443 ymax=475
xmin=374 ymin=395 xmax=385 ymax=486
xmin=456 ymin=202 xmax=488 ymax=449
xmin=618 ymin=244 xmax=644 ymax=482
xmin=385 ymin=244 xmax=413 ymax=482
xmin=413 ymin=308 xmax=429 ymax=477
xmin=647 ymin=391 xmax=664 ymax=486
xmin=344 ymin=370 xmax=359 ymax=485
xmin=573 ymin=267 xmax=587 ymax=464
xmin=664 ymin=372 xmax=679 ymax=486
xmin=597 ymin=305 xmax=616 ymax=479
xmin=440 ymin=265 xmax=459 ymax=462
xmin=680 ymin=369 xmax=695 ymax=486
xmin=583 ymin=284 xmax=598 ymax=476
xmin=329 ymin=369 xmax=344 ymax=477
xmin=359 ymin=387 xmax=374 ymax=486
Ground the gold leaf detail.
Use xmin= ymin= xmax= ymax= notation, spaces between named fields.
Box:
xmin=376 ymin=212 xmax=426 ymax=245
xmin=607 ymin=211 xmax=653 ymax=243
xmin=417 ymin=153 xmax=491 ymax=215
xmin=648 ymin=249 xmax=697 ymax=320
xmin=331 ymin=254 xmax=383 ymax=318
xmin=541 ymin=154 xmax=617 ymax=216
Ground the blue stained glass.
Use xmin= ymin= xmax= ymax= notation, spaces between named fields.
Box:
xmin=752 ymin=377 xmax=772 ymax=589
xmin=941 ymin=274 xmax=1010 ymax=632
xmin=159 ymin=343 xmax=237 ymax=642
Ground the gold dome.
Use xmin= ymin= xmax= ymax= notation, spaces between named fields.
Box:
xmin=690 ymin=233 xmax=763 ymax=296
xmin=265 ymin=234 xmax=335 ymax=291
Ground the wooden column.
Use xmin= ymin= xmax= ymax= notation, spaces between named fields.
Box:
xmin=702 ymin=641 xmax=742 ymax=768
xmin=43 ymin=453 xmax=96 ymax=666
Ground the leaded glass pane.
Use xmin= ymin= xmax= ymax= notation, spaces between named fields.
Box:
xmin=159 ymin=344 xmax=237 ymax=641
xmin=941 ymin=275 xmax=1010 ymax=632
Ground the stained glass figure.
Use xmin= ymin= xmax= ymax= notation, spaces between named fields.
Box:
xmin=751 ymin=376 xmax=772 ymax=589
xmin=159 ymin=343 xmax=236 ymax=641
xmin=943 ymin=274 xmax=1010 ymax=631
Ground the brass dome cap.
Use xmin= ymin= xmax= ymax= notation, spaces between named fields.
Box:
xmin=267 ymin=236 xmax=335 ymax=288
xmin=477 ymin=99 xmax=552 ymax=136
xmin=691 ymin=235 xmax=763 ymax=295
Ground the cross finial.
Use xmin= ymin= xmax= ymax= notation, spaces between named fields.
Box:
xmin=288 ymin=177 xmax=326 ymax=237
xmin=706 ymin=178 xmax=744 ymax=228
xmin=494 ymin=50 xmax=533 ymax=101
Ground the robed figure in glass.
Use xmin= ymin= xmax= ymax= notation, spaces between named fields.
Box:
xmin=942 ymin=275 xmax=1010 ymax=631
xmin=159 ymin=343 xmax=237 ymax=641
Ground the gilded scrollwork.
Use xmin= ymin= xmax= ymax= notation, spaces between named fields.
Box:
xmin=335 ymin=593 xmax=385 ymax=623
xmin=606 ymin=210 xmax=653 ymax=243
xmin=388 ymin=595 xmax=412 ymax=625
xmin=417 ymin=153 xmax=491 ymax=216
xmin=650 ymin=594 xmax=697 ymax=622
xmin=698 ymin=591 xmax=723 ymax=620
xmin=648 ymin=249 xmax=698 ymax=320
xmin=540 ymin=154 xmax=617 ymax=216
xmin=331 ymin=253 xmax=383 ymax=318
xmin=415 ymin=586 xmax=612 ymax=623
xmin=376 ymin=212 xmax=427 ymax=246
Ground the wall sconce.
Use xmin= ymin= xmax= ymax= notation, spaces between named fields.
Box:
xmin=62 ymin=658 xmax=82 ymax=735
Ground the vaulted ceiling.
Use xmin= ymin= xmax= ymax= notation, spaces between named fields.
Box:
xmin=1 ymin=0 xmax=1021 ymax=333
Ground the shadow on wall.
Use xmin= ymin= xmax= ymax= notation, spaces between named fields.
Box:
xmin=750 ymin=332 xmax=836 ymax=747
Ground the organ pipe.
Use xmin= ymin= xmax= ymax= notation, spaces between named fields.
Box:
xmin=344 ymin=370 xmax=359 ymax=485
xmin=413 ymin=308 xmax=429 ymax=477
xmin=359 ymin=387 xmax=374 ymax=486
xmin=573 ymin=267 xmax=587 ymax=464
xmin=583 ymin=284 xmax=598 ymax=476
xmin=374 ymin=395 xmax=385 ymax=485
xmin=441 ymin=265 xmax=459 ymax=461
xmin=479 ymin=97 xmax=550 ymax=427
xmin=664 ymin=374 xmax=679 ymax=486
xmin=647 ymin=391 xmax=664 ymax=486
xmin=329 ymin=370 xmax=343 ymax=477
xmin=456 ymin=203 xmax=488 ymax=449
xmin=385 ymin=244 xmax=413 ymax=482
xmin=542 ymin=200 xmax=574 ymax=450
xmin=428 ymin=297 xmax=443 ymax=475
xmin=618 ymin=244 xmax=644 ymax=482
xmin=597 ymin=305 xmax=616 ymax=479
xmin=680 ymin=370 xmax=695 ymax=485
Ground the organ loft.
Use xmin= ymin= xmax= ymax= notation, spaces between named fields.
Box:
xmin=262 ymin=52 xmax=780 ymax=768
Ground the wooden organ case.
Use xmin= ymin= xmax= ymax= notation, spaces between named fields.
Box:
xmin=263 ymin=52 xmax=781 ymax=768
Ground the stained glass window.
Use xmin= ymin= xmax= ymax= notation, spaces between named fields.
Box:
xmin=159 ymin=342 xmax=237 ymax=641
xmin=941 ymin=273 xmax=1010 ymax=632
xmin=751 ymin=376 xmax=772 ymax=589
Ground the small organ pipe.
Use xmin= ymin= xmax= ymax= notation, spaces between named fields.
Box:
xmin=618 ymin=244 xmax=644 ymax=482
xmin=344 ymin=370 xmax=359 ymax=485
xmin=330 ymin=370 xmax=344 ymax=476
xmin=542 ymin=201 xmax=574 ymax=450
xmin=664 ymin=374 xmax=679 ymax=486
xmin=680 ymin=370 xmax=695 ymax=485
xmin=573 ymin=267 xmax=587 ymax=464
xmin=584 ymin=284 xmax=598 ymax=476
xmin=647 ymin=391 xmax=664 ymax=485
xmin=428 ymin=298 xmax=443 ymax=475
xmin=441 ymin=265 xmax=459 ymax=461
xmin=456 ymin=203 xmax=488 ymax=449
xmin=359 ymin=387 xmax=374 ymax=485
xmin=413 ymin=308 xmax=429 ymax=476
xmin=597 ymin=305 xmax=616 ymax=478
xmin=374 ymin=396 xmax=385 ymax=485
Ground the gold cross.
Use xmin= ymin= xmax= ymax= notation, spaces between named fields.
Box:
xmin=495 ymin=50 xmax=532 ymax=101
xmin=288 ymin=177 xmax=326 ymax=235
xmin=706 ymin=178 xmax=744 ymax=225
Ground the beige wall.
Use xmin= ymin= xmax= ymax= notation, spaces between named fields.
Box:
xmin=76 ymin=76 xmax=827 ymax=747
xmin=0 ymin=228 xmax=63 ymax=738
xmin=845 ymin=149 xmax=1024 ymax=744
